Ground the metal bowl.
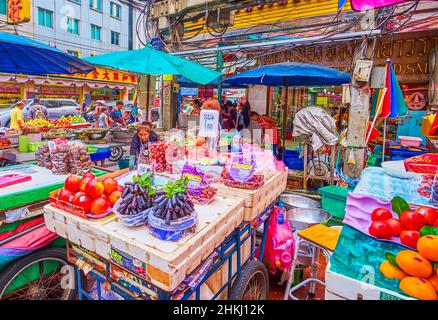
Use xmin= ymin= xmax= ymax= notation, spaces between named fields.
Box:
xmin=280 ymin=193 xmax=321 ymax=210
xmin=88 ymin=132 xmax=107 ymax=140
xmin=286 ymin=208 xmax=332 ymax=231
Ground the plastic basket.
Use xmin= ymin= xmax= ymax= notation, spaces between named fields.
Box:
xmin=148 ymin=211 xmax=197 ymax=241
xmin=284 ymin=157 xmax=304 ymax=170
xmin=118 ymin=158 xmax=130 ymax=170
xmin=389 ymin=147 xmax=427 ymax=161
xmin=113 ymin=198 xmax=150 ymax=227
xmin=28 ymin=142 xmax=47 ymax=152
xmin=90 ymin=150 xmax=112 ymax=161
xmin=318 ymin=185 xmax=350 ymax=219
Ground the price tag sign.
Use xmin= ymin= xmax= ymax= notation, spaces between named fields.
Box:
xmin=48 ymin=140 xmax=56 ymax=151
xmin=181 ymin=162 xmax=204 ymax=195
xmin=229 ymin=159 xmax=256 ymax=183
xmin=137 ymin=163 xmax=150 ymax=176
xmin=198 ymin=110 xmax=219 ymax=138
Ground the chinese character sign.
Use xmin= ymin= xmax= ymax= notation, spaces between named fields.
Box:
xmin=8 ymin=0 xmax=31 ymax=24
xmin=198 ymin=110 xmax=219 ymax=138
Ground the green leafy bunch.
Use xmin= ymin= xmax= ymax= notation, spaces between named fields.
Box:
xmin=162 ymin=177 xmax=189 ymax=199
xmin=133 ymin=171 xmax=156 ymax=196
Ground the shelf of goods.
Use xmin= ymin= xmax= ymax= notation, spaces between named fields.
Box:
xmin=44 ymin=193 xmax=246 ymax=293
xmin=325 ymin=263 xmax=412 ymax=300
xmin=214 ymin=171 xmax=287 ymax=222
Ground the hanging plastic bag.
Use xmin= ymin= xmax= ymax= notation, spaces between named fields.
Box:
xmin=260 ymin=206 xmax=295 ymax=275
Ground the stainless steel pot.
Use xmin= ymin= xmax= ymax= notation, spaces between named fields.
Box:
xmin=280 ymin=193 xmax=321 ymax=210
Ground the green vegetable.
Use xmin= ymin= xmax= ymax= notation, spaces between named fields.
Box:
xmin=385 ymin=252 xmax=400 ymax=269
xmin=420 ymin=225 xmax=438 ymax=237
xmin=391 ymin=196 xmax=410 ymax=216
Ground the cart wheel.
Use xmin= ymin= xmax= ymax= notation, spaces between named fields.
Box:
xmin=229 ymin=260 xmax=269 ymax=300
xmin=109 ymin=146 xmax=124 ymax=162
xmin=0 ymin=247 xmax=76 ymax=300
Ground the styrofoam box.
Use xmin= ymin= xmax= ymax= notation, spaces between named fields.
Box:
xmin=325 ymin=263 xmax=413 ymax=300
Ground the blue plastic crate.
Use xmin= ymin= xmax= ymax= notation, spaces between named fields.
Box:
xmin=284 ymin=157 xmax=304 ymax=170
xmin=389 ymin=147 xmax=427 ymax=161
xmin=284 ymin=150 xmax=300 ymax=158
xmin=90 ymin=150 xmax=112 ymax=161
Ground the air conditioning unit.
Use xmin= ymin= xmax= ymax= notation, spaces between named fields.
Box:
xmin=206 ymin=8 xmax=235 ymax=29
xmin=429 ymin=46 xmax=438 ymax=106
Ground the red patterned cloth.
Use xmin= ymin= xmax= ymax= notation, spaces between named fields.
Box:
xmin=258 ymin=119 xmax=279 ymax=144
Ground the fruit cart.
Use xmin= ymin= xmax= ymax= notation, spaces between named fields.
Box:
xmin=0 ymin=163 xmax=109 ymax=300
xmin=43 ymin=170 xmax=288 ymax=300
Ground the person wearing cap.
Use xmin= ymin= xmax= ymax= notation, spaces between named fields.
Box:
xmin=98 ymin=105 xmax=110 ymax=128
xmin=10 ymin=101 xmax=25 ymax=131
xmin=111 ymin=101 xmax=126 ymax=126
xmin=29 ymin=97 xmax=48 ymax=120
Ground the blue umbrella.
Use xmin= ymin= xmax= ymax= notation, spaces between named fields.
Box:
xmin=223 ymin=62 xmax=351 ymax=147
xmin=223 ymin=62 xmax=351 ymax=86
xmin=0 ymin=31 xmax=94 ymax=75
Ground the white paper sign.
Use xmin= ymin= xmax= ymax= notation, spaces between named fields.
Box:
xmin=198 ymin=110 xmax=219 ymax=138
xmin=137 ymin=163 xmax=150 ymax=176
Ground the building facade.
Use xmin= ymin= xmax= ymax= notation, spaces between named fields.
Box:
xmin=0 ymin=0 xmax=146 ymax=106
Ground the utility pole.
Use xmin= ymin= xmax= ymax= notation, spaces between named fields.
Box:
xmin=217 ymin=44 xmax=223 ymax=105
xmin=343 ymin=36 xmax=377 ymax=179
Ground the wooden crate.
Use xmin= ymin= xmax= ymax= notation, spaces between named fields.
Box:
xmin=44 ymin=193 xmax=244 ymax=292
xmin=325 ymin=264 xmax=412 ymax=300
xmin=214 ymin=171 xmax=287 ymax=221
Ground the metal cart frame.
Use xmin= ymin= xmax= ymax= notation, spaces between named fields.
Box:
xmin=74 ymin=202 xmax=275 ymax=301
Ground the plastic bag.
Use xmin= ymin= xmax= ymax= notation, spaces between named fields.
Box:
xmin=149 ymin=141 xmax=167 ymax=173
xmin=35 ymin=144 xmax=52 ymax=170
xmin=404 ymin=153 xmax=438 ymax=175
xmin=261 ymin=206 xmax=295 ymax=275
xmin=49 ymin=139 xmax=71 ymax=175
xmin=221 ymin=151 xmax=265 ymax=190
xmin=69 ymin=141 xmax=92 ymax=175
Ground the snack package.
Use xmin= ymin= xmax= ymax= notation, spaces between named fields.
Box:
xmin=181 ymin=162 xmax=217 ymax=204
xmin=69 ymin=141 xmax=92 ymax=175
xmin=221 ymin=152 xmax=265 ymax=190
xmin=35 ymin=144 xmax=52 ymax=170
xmin=48 ymin=139 xmax=71 ymax=174
xmin=404 ymin=153 xmax=438 ymax=175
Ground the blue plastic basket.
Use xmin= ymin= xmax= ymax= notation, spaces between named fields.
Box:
xmin=284 ymin=157 xmax=304 ymax=170
xmin=389 ymin=147 xmax=427 ymax=161
xmin=90 ymin=150 xmax=112 ymax=161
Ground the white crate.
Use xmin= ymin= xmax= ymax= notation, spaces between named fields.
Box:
xmin=325 ymin=263 xmax=413 ymax=300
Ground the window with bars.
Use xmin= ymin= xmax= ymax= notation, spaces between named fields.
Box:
xmin=110 ymin=2 xmax=121 ymax=19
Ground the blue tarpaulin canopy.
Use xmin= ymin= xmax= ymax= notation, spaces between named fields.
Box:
xmin=0 ymin=31 xmax=94 ymax=75
xmin=223 ymin=62 xmax=351 ymax=87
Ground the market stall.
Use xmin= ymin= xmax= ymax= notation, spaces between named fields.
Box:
xmin=42 ymin=137 xmax=287 ymax=300
xmin=0 ymin=163 xmax=109 ymax=299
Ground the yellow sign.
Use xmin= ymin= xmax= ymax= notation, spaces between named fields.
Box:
xmin=163 ymin=74 xmax=174 ymax=81
xmin=58 ymin=67 xmax=138 ymax=85
xmin=7 ymin=0 xmax=31 ymax=24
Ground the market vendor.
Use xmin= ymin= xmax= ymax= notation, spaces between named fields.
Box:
xmin=98 ymin=106 xmax=110 ymax=128
xmin=10 ymin=101 xmax=25 ymax=131
xmin=130 ymin=121 xmax=159 ymax=165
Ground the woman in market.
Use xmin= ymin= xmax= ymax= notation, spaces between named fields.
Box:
xmin=191 ymin=99 xmax=202 ymax=116
xmin=130 ymin=121 xmax=159 ymax=165
xmin=237 ymin=101 xmax=251 ymax=131
xmin=9 ymin=101 xmax=25 ymax=131
xmin=98 ymin=106 xmax=110 ymax=128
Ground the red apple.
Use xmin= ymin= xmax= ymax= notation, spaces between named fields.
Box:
xmin=385 ymin=218 xmax=401 ymax=237
xmin=371 ymin=208 xmax=393 ymax=221
xmin=109 ymin=190 xmax=122 ymax=206
xmin=83 ymin=172 xmax=96 ymax=180
xmin=400 ymin=210 xmax=426 ymax=231
xmin=65 ymin=175 xmax=81 ymax=193
xmin=400 ymin=230 xmax=420 ymax=249
xmin=58 ymin=188 xmax=73 ymax=202
xmin=72 ymin=193 xmax=92 ymax=214
xmin=117 ymin=185 xmax=124 ymax=192
xmin=79 ymin=177 xmax=92 ymax=193
xmin=85 ymin=179 xmax=105 ymax=199
xmin=90 ymin=197 xmax=110 ymax=215
xmin=369 ymin=221 xmax=392 ymax=240
xmin=102 ymin=178 xmax=118 ymax=195
xmin=101 ymin=193 xmax=109 ymax=201
xmin=415 ymin=206 xmax=438 ymax=226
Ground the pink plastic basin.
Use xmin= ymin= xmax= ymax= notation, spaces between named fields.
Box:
xmin=398 ymin=136 xmax=422 ymax=147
